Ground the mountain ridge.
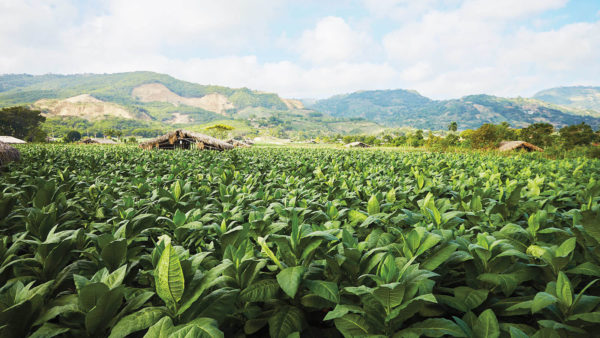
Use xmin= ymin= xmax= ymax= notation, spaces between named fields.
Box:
xmin=1 ymin=72 xmax=599 ymax=135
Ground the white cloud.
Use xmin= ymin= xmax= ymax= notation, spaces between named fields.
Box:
xmin=0 ymin=0 xmax=598 ymax=99
xmin=380 ymin=0 xmax=598 ymax=98
xmin=295 ymin=16 xmax=376 ymax=64
xmin=162 ymin=57 xmax=398 ymax=98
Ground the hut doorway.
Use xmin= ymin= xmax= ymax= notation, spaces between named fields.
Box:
xmin=174 ymin=138 xmax=194 ymax=150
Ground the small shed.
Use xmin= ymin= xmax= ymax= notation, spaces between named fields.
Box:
xmin=0 ymin=136 xmax=26 ymax=144
xmin=82 ymin=138 xmax=118 ymax=145
xmin=139 ymin=129 xmax=234 ymax=151
xmin=498 ymin=141 xmax=543 ymax=152
xmin=345 ymin=142 xmax=371 ymax=148
xmin=0 ymin=141 xmax=20 ymax=166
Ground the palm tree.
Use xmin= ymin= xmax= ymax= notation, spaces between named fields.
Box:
xmin=448 ymin=122 xmax=458 ymax=132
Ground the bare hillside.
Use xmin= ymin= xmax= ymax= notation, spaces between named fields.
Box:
xmin=132 ymin=83 xmax=234 ymax=115
xmin=282 ymin=98 xmax=304 ymax=110
xmin=34 ymin=95 xmax=151 ymax=121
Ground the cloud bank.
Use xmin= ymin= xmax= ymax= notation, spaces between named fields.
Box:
xmin=0 ymin=0 xmax=598 ymax=99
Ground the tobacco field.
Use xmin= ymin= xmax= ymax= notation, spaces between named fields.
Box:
xmin=1 ymin=145 xmax=599 ymax=338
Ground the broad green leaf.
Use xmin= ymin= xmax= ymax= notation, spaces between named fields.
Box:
xmin=172 ymin=181 xmax=182 ymax=201
xmin=108 ymin=308 xmax=167 ymax=338
xmin=324 ymin=305 xmax=365 ymax=321
xmin=555 ymin=238 xmax=576 ymax=257
xmin=386 ymin=188 xmax=396 ymax=203
xmin=177 ymin=318 xmax=224 ymax=338
xmin=581 ymin=210 xmax=600 ymax=243
xmin=373 ymin=284 xmax=405 ymax=309
xmin=144 ymin=316 xmax=175 ymax=338
xmin=478 ymin=273 xmax=519 ymax=296
xmin=556 ymin=272 xmax=573 ymax=307
xmin=421 ymin=243 xmax=459 ymax=271
xmin=177 ymin=261 xmax=231 ymax=315
xmin=277 ymin=266 xmax=305 ymax=299
xmin=269 ymin=306 xmax=304 ymax=338
xmin=169 ymin=322 xmax=224 ymax=338
xmin=334 ymin=314 xmax=372 ymax=337
xmin=79 ymin=282 xmax=109 ymax=312
xmin=102 ymin=239 xmax=127 ymax=271
xmin=85 ymin=287 xmax=124 ymax=335
xmin=173 ymin=209 xmax=186 ymax=227
xmin=415 ymin=233 xmax=442 ymax=256
xmin=537 ymin=320 xmax=586 ymax=334
xmin=104 ymin=265 xmax=127 ymax=289
xmin=239 ymin=279 xmax=279 ymax=302
xmin=303 ymin=279 xmax=339 ymax=303
xmin=244 ymin=318 xmax=268 ymax=335
xmin=566 ymin=262 xmax=600 ymax=276
xmin=156 ymin=243 xmax=185 ymax=309
xmin=509 ymin=326 xmax=530 ymax=338
xmin=29 ymin=323 xmax=70 ymax=338
xmin=348 ymin=210 xmax=368 ymax=224
xmin=257 ymin=237 xmax=284 ymax=270
xmin=567 ymin=312 xmax=600 ymax=323
xmin=400 ymin=318 xmax=467 ymax=337
xmin=368 ymin=195 xmax=380 ymax=215
xmin=454 ymin=287 xmax=488 ymax=311
xmin=532 ymin=292 xmax=558 ymax=313
xmin=473 ymin=309 xmax=499 ymax=338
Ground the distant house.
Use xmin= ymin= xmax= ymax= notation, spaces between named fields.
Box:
xmin=0 ymin=136 xmax=26 ymax=144
xmin=81 ymin=138 xmax=118 ymax=145
xmin=344 ymin=142 xmax=371 ymax=148
xmin=498 ymin=141 xmax=543 ymax=152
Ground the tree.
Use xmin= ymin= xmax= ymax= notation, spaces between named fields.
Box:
xmin=64 ymin=130 xmax=82 ymax=143
xmin=448 ymin=121 xmax=458 ymax=132
xmin=467 ymin=123 xmax=517 ymax=149
xmin=560 ymin=122 xmax=597 ymax=149
xmin=520 ymin=123 xmax=554 ymax=147
xmin=205 ymin=124 xmax=234 ymax=139
xmin=467 ymin=124 xmax=501 ymax=148
xmin=114 ymin=130 xmax=123 ymax=140
xmin=0 ymin=106 xmax=46 ymax=140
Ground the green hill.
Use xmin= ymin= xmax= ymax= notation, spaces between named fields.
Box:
xmin=533 ymin=86 xmax=600 ymax=114
xmin=310 ymin=90 xmax=600 ymax=130
xmin=0 ymin=72 xmax=383 ymax=138
xmin=2 ymin=72 xmax=599 ymax=137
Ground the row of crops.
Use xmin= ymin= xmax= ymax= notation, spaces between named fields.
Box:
xmin=0 ymin=145 xmax=599 ymax=337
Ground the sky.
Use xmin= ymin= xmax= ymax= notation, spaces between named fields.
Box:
xmin=1 ymin=0 xmax=599 ymax=99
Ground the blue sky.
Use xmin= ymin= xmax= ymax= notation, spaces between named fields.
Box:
xmin=1 ymin=0 xmax=599 ymax=99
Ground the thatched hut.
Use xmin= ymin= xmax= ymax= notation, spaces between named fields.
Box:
xmin=0 ymin=141 xmax=20 ymax=166
xmin=81 ymin=138 xmax=118 ymax=145
xmin=226 ymin=139 xmax=251 ymax=148
xmin=345 ymin=142 xmax=371 ymax=148
xmin=498 ymin=141 xmax=543 ymax=152
xmin=140 ymin=129 xmax=234 ymax=151
xmin=0 ymin=136 xmax=26 ymax=144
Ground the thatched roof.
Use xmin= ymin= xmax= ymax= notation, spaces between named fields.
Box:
xmin=140 ymin=129 xmax=234 ymax=150
xmin=0 ymin=141 xmax=20 ymax=166
xmin=82 ymin=138 xmax=118 ymax=144
xmin=345 ymin=142 xmax=371 ymax=148
xmin=0 ymin=136 xmax=26 ymax=144
xmin=498 ymin=141 xmax=543 ymax=152
xmin=226 ymin=139 xmax=251 ymax=148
